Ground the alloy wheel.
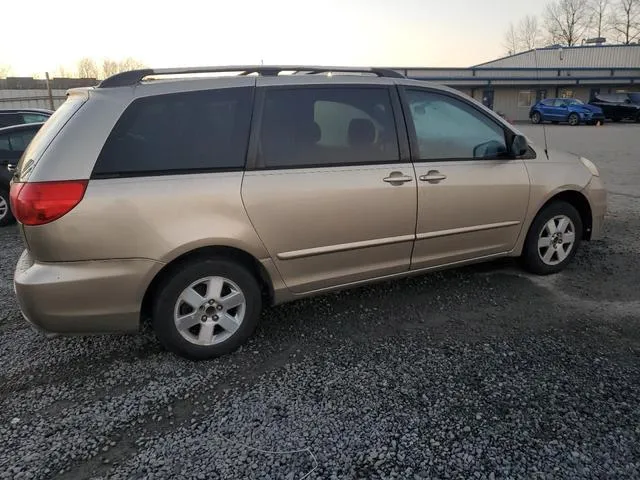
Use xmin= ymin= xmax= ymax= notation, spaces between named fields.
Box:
xmin=537 ymin=215 xmax=576 ymax=266
xmin=173 ymin=276 xmax=246 ymax=346
xmin=0 ymin=195 xmax=8 ymax=221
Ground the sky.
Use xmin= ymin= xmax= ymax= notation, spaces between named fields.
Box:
xmin=2 ymin=0 xmax=544 ymax=77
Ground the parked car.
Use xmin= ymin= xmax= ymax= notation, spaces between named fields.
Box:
xmin=0 ymin=108 xmax=52 ymax=128
xmin=589 ymin=93 xmax=640 ymax=123
xmin=10 ymin=66 xmax=606 ymax=359
xmin=0 ymin=122 xmax=44 ymax=226
xmin=529 ymin=98 xmax=605 ymax=126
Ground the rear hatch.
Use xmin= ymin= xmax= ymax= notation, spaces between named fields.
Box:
xmin=10 ymin=90 xmax=89 ymax=251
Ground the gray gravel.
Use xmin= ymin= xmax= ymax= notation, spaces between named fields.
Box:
xmin=1 ymin=124 xmax=639 ymax=479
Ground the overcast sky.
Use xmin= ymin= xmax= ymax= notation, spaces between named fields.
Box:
xmin=4 ymin=0 xmax=543 ymax=76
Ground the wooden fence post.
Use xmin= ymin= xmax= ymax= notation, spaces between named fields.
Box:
xmin=45 ymin=72 xmax=55 ymax=110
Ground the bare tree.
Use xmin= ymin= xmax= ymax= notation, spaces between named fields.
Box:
xmin=54 ymin=65 xmax=74 ymax=78
xmin=504 ymin=22 xmax=520 ymax=54
xmin=118 ymin=57 xmax=146 ymax=72
xmin=0 ymin=65 xmax=10 ymax=79
xmin=519 ymin=15 xmax=542 ymax=49
xmin=611 ymin=0 xmax=640 ymax=44
xmin=544 ymin=0 xmax=593 ymax=46
xmin=77 ymin=57 xmax=98 ymax=78
xmin=102 ymin=59 xmax=120 ymax=78
xmin=590 ymin=0 xmax=611 ymax=37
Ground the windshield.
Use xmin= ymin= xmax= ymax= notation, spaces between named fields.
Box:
xmin=568 ymin=99 xmax=584 ymax=106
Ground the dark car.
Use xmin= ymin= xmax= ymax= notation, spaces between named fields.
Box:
xmin=0 ymin=122 xmax=44 ymax=226
xmin=529 ymin=98 xmax=605 ymax=126
xmin=589 ymin=93 xmax=640 ymax=123
xmin=0 ymin=108 xmax=52 ymax=128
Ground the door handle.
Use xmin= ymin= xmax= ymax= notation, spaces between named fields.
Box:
xmin=383 ymin=172 xmax=413 ymax=185
xmin=419 ymin=171 xmax=447 ymax=183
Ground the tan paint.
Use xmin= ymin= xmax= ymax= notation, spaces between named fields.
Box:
xmin=242 ymin=163 xmax=417 ymax=293
xmin=411 ymin=159 xmax=530 ymax=268
xmin=13 ymin=75 xmax=607 ymax=336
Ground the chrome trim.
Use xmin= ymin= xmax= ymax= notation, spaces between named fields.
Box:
xmin=277 ymin=234 xmax=415 ymax=260
xmin=416 ymin=221 xmax=521 ymax=240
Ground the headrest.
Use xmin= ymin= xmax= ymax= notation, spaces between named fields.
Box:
xmin=296 ymin=121 xmax=321 ymax=145
xmin=348 ymin=118 xmax=375 ymax=146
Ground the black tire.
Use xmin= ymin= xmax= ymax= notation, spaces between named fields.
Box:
xmin=635 ymin=114 xmax=640 ymax=123
xmin=152 ymin=257 xmax=262 ymax=360
xmin=0 ymin=188 xmax=15 ymax=227
xmin=531 ymin=112 xmax=542 ymax=124
xmin=521 ymin=201 xmax=583 ymax=275
xmin=568 ymin=113 xmax=580 ymax=126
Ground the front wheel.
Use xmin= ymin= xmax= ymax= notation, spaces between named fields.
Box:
xmin=0 ymin=189 xmax=15 ymax=227
xmin=531 ymin=112 xmax=542 ymax=124
xmin=568 ymin=113 xmax=580 ymax=126
xmin=152 ymin=257 xmax=262 ymax=360
xmin=521 ymin=201 xmax=583 ymax=275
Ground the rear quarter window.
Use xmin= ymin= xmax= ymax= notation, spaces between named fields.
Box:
xmin=92 ymin=87 xmax=253 ymax=178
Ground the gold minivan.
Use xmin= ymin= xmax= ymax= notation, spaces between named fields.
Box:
xmin=10 ymin=66 xmax=606 ymax=359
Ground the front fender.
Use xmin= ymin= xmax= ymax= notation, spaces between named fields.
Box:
xmin=512 ymin=158 xmax=593 ymax=255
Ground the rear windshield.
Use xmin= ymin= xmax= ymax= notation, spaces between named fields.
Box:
xmin=16 ymin=93 xmax=87 ymax=180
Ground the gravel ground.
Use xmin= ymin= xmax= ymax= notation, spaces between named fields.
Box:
xmin=1 ymin=124 xmax=639 ymax=479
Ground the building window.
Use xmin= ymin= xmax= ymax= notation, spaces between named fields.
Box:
xmin=559 ymin=88 xmax=574 ymax=99
xmin=518 ymin=90 xmax=534 ymax=107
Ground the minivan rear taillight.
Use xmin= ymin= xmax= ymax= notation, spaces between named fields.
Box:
xmin=10 ymin=181 xmax=88 ymax=226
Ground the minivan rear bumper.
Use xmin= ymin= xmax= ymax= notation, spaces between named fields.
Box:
xmin=14 ymin=250 xmax=162 ymax=334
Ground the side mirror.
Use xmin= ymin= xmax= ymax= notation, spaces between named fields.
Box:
xmin=511 ymin=134 xmax=528 ymax=157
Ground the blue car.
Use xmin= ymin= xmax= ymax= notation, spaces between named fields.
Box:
xmin=529 ymin=98 xmax=605 ymax=126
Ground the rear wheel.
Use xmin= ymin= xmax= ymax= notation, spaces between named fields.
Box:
xmin=521 ymin=201 xmax=583 ymax=275
xmin=531 ymin=112 xmax=542 ymax=124
xmin=152 ymin=257 xmax=262 ymax=360
xmin=0 ymin=189 xmax=15 ymax=227
xmin=568 ymin=113 xmax=580 ymax=126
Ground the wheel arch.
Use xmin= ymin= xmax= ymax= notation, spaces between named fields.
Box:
xmin=140 ymin=245 xmax=276 ymax=326
xmin=528 ymin=189 xmax=594 ymax=241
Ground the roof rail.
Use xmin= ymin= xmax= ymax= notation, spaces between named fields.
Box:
xmin=97 ymin=65 xmax=405 ymax=87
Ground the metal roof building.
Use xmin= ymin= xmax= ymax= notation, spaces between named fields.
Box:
xmin=1 ymin=45 xmax=638 ymax=121
xmin=401 ymin=44 xmax=640 ymax=121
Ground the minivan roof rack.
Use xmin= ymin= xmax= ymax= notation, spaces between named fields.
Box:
xmin=98 ymin=66 xmax=405 ymax=88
